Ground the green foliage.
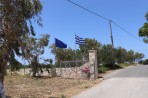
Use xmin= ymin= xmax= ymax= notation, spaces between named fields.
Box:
xmin=119 ymin=63 xmax=131 ymax=68
xmin=22 ymin=34 xmax=49 ymax=77
xmin=80 ymin=38 xmax=101 ymax=62
xmin=61 ymin=95 xmax=66 ymax=98
xmin=9 ymin=52 xmax=23 ymax=71
xmin=0 ymin=0 xmax=43 ymax=57
xmin=98 ymin=66 xmax=109 ymax=73
xmin=138 ymin=60 xmax=143 ymax=64
xmin=139 ymin=11 xmax=148 ymax=43
xmin=50 ymin=44 xmax=76 ymax=62
xmin=50 ymin=38 xmax=102 ymax=66
xmin=51 ymin=37 xmax=144 ymax=69
xmin=0 ymin=0 xmax=48 ymax=78
xmin=115 ymin=48 xmax=144 ymax=64
xmin=142 ymin=59 xmax=148 ymax=65
xmin=49 ymin=59 xmax=53 ymax=65
xmin=22 ymin=34 xmax=49 ymax=59
xmin=145 ymin=11 xmax=148 ymax=21
xmin=115 ymin=47 xmax=127 ymax=63
xmin=134 ymin=52 xmax=144 ymax=62
xmin=9 ymin=63 xmax=23 ymax=72
xmin=0 ymin=0 xmax=43 ymax=81
xmin=126 ymin=50 xmax=134 ymax=63
xmin=100 ymin=44 xmax=115 ymax=66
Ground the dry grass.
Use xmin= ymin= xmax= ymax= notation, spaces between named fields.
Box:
xmin=4 ymin=73 xmax=101 ymax=98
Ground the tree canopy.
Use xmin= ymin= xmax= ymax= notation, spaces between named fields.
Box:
xmin=50 ymin=38 xmax=144 ymax=67
xmin=0 ymin=0 xmax=43 ymax=82
xmin=139 ymin=12 xmax=148 ymax=43
xmin=23 ymin=34 xmax=49 ymax=77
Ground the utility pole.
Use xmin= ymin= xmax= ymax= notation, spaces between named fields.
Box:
xmin=109 ymin=20 xmax=114 ymax=48
xmin=109 ymin=20 xmax=115 ymax=67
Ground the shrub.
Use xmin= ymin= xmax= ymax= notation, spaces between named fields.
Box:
xmin=119 ymin=63 xmax=130 ymax=68
xmin=98 ymin=66 xmax=109 ymax=73
xmin=138 ymin=60 xmax=143 ymax=64
xmin=61 ymin=95 xmax=66 ymax=98
xmin=143 ymin=59 xmax=148 ymax=65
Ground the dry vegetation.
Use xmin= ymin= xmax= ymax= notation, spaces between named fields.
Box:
xmin=4 ymin=73 xmax=101 ymax=98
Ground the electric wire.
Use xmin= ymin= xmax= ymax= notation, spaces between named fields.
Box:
xmin=67 ymin=0 xmax=144 ymax=43
xmin=67 ymin=0 xmax=148 ymax=56
xmin=67 ymin=0 xmax=110 ymax=21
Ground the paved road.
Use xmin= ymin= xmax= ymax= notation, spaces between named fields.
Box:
xmin=72 ymin=65 xmax=148 ymax=98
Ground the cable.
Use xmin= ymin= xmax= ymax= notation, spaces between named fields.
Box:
xmin=67 ymin=0 xmax=148 ymax=58
xmin=67 ymin=0 xmax=110 ymax=21
xmin=111 ymin=21 xmax=144 ymax=42
xmin=67 ymin=0 xmax=144 ymax=43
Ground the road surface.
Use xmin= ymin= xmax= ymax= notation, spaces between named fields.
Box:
xmin=72 ymin=65 xmax=148 ymax=98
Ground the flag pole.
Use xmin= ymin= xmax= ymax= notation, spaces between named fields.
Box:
xmin=54 ymin=38 xmax=57 ymax=64
xmin=75 ymin=33 xmax=77 ymax=59
xmin=75 ymin=33 xmax=78 ymax=79
xmin=54 ymin=38 xmax=57 ymax=70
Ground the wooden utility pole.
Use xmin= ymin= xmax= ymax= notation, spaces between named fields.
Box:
xmin=109 ymin=20 xmax=114 ymax=48
xmin=109 ymin=20 xmax=115 ymax=67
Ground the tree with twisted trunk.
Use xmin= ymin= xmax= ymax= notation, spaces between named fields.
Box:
xmin=0 ymin=0 xmax=43 ymax=97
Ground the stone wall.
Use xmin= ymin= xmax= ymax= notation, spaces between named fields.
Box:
xmin=60 ymin=50 xmax=98 ymax=80
xmin=10 ymin=50 xmax=98 ymax=80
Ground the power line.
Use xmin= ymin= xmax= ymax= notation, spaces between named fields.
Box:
xmin=67 ymin=0 xmax=144 ymax=43
xmin=111 ymin=21 xmax=144 ymax=42
xmin=67 ymin=0 xmax=110 ymax=21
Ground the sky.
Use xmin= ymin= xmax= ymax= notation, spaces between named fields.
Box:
xmin=29 ymin=0 xmax=148 ymax=64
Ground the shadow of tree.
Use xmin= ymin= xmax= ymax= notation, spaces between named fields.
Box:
xmin=6 ymin=96 xmax=11 ymax=98
xmin=6 ymin=96 xmax=30 ymax=98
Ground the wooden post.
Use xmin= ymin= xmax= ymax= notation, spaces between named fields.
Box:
xmin=109 ymin=20 xmax=114 ymax=48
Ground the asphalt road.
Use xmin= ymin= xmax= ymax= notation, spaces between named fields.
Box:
xmin=72 ymin=65 xmax=148 ymax=98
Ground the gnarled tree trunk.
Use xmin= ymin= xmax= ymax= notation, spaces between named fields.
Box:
xmin=0 ymin=58 xmax=7 ymax=98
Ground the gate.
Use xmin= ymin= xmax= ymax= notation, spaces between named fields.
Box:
xmin=60 ymin=60 xmax=89 ymax=79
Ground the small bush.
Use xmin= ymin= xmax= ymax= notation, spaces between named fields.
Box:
xmin=119 ymin=63 xmax=130 ymax=68
xmin=103 ymin=63 xmax=123 ymax=69
xmin=143 ymin=59 xmax=148 ymax=65
xmin=98 ymin=66 xmax=109 ymax=73
xmin=138 ymin=60 xmax=143 ymax=64
xmin=61 ymin=95 xmax=66 ymax=98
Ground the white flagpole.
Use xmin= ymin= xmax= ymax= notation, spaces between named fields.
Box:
xmin=75 ymin=34 xmax=77 ymax=59
xmin=75 ymin=33 xmax=78 ymax=79
xmin=54 ymin=38 xmax=56 ymax=63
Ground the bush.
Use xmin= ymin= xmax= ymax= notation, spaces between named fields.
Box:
xmin=138 ymin=60 xmax=143 ymax=64
xmin=98 ymin=66 xmax=109 ymax=73
xmin=119 ymin=63 xmax=130 ymax=68
xmin=143 ymin=59 xmax=148 ymax=65
xmin=102 ymin=63 xmax=121 ymax=69
xmin=61 ymin=95 xmax=66 ymax=98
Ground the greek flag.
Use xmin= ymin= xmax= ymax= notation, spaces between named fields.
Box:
xmin=75 ymin=35 xmax=85 ymax=45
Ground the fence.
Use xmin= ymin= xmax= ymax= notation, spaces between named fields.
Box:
xmin=60 ymin=60 xmax=93 ymax=79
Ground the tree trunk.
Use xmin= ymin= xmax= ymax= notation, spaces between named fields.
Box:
xmin=0 ymin=60 xmax=6 ymax=98
xmin=51 ymin=66 xmax=57 ymax=77
xmin=0 ymin=59 xmax=7 ymax=83
xmin=32 ymin=64 xmax=37 ymax=77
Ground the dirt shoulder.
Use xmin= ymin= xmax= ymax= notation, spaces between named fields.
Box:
xmin=4 ymin=74 xmax=101 ymax=98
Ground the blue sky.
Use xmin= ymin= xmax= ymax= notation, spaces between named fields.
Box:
xmin=30 ymin=0 xmax=148 ymax=63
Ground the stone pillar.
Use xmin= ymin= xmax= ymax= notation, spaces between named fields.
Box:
xmin=88 ymin=50 xmax=98 ymax=80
